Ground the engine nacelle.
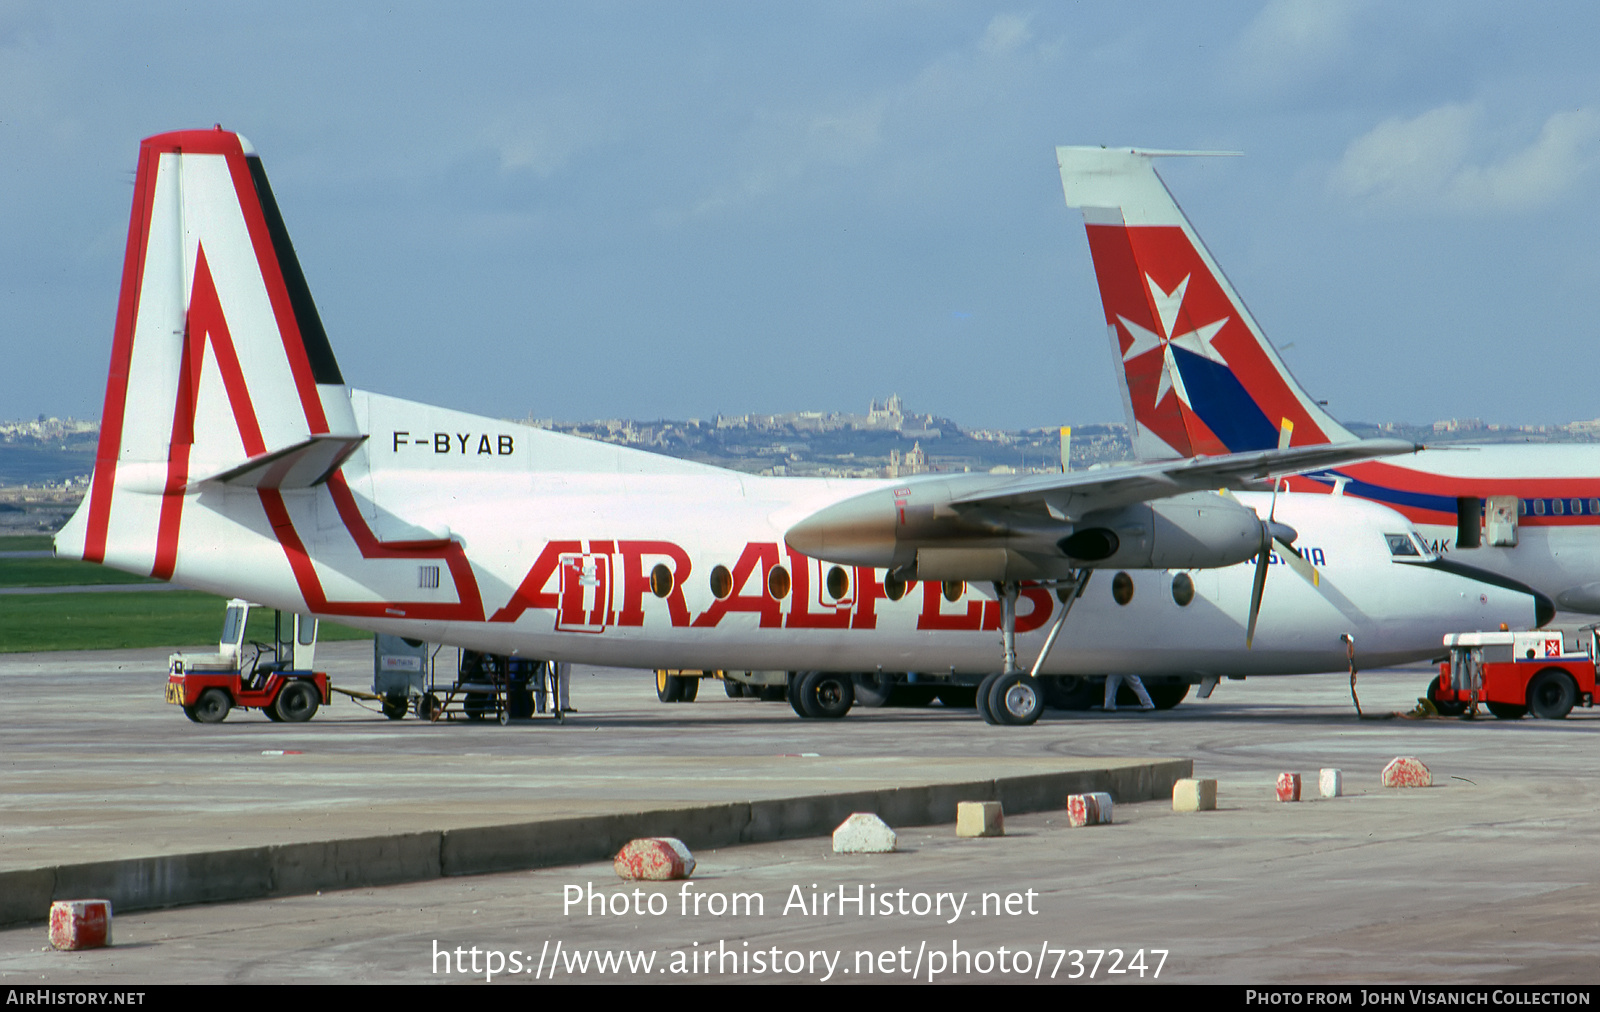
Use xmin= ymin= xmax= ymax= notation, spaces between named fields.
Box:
xmin=786 ymin=481 xmax=1265 ymax=579
xmin=1060 ymin=493 xmax=1263 ymax=569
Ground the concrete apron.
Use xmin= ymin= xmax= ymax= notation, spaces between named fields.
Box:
xmin=0 ymin=757 xmax=1188 ymax=927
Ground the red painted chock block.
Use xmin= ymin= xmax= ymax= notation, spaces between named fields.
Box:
xmin=48 ymin=900 xmax=112 ymax=950
xmin=613 ymin=837 xmax=696 ymax=881
xmin=1381 ymin=756 xmax=1432 ymax=788
xmin=1066 ymin=792 xmax=1113 ymax=827
xmin=1275 ymin=773 xmax=1302 ymax=802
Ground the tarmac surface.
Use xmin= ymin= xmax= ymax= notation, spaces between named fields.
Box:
xmin=2 ymin=641 xmax=1597 ymax=986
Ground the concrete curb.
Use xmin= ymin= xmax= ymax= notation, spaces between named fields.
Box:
xmin=0 ymin=758 xmax=1189 ymax=927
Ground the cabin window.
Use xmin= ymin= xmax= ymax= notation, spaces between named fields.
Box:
xmin=709 ymin=565 xmax=733 ymax=599
xmin=1171 ymin=572 xmax=1194 ymax=607
xmin=650 ymin=563 xmax=673 ymax=598
xmin=884 ymin=573 xmax=910 ymax=601
xmin=825 ymin=566 xmax=850 ymax=601
xmin=1533 ymin=500 xmax=1546 ymax=516
xmin=1112 ymin=571 xmax=1134 ymax=605
xmin=767 ymin=565 xmax=791 ymax=600
xmin=942 ymin=580 xmax=965 ymax=602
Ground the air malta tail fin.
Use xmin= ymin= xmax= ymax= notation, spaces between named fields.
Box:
xmin=1056 ymin=147 xmax=1355 ymax=461
xmin=56 ymin=128 xmax=364 ymax=577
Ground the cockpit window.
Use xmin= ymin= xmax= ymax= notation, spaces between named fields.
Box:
xmin=1385 ymin=533 xmax=1421 ymax=557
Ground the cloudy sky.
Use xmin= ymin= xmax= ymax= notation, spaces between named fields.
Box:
xmin=5 ymin=2 xmax=1600 ymax=431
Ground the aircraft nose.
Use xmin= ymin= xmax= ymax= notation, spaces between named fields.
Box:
xmin=1535 ymin=591 xmax=1556 ymax=629
xmin=1418 ymin=557 xmax=1554 ymax=628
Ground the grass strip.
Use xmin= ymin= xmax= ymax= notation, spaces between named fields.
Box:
xmin=0 ymin=590 xmax=371 ymax=653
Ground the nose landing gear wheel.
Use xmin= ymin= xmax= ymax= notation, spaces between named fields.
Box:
xmin=989 ymin=672 xmax=1044 ymax=726
xmin=975 ymin=672 xmax=1003 ymax=725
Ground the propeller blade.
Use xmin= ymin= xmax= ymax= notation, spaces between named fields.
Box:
xmin=1276 ymin=539 xmax=1320 ymax=588
xmin=1246 ymin=522 xmax=1270 ymax=648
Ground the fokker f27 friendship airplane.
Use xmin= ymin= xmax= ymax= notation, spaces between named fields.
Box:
xmin=53 ymin=129 xmax=1547 ymax=724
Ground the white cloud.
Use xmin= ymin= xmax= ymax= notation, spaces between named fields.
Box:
xmin=978 ymin=13 xmax=1033 ymax=58
xmin=1232 ymin=0 xmax=1367 ymax=95
xmin=1332 ymin=104 xmax=1600 ymax=212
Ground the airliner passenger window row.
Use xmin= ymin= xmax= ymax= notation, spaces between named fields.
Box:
xmin=1516 ymin=499 xmax=1597 ymax=517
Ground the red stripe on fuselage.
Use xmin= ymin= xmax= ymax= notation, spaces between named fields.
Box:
xmin=1338 ymin=460 xmax=1600 ymax=500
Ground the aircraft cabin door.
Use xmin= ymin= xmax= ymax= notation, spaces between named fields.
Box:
xmin=1485 ymin=495 xmax=1519 ymax=547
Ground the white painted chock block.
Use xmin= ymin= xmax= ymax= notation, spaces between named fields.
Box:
xmin=956 ymin=800 xmax=1004 ymax=837
xmin=48 ymin=900 xmax=111 ymax=950
xmin=1319 ymin=768 xmax=1343 ymax=798
xmin=833 ymin=813 xmax=897 ymax=853
xmin=1382 ymin=756 xmax=1432 ymax=788
xmin=1172 ymin=778 xmax=1217 ymax=812
xmin=613 ymin=838 xmax=696 ymax=881
xmin=1066 ymin=792 xmax=1113 ymax=827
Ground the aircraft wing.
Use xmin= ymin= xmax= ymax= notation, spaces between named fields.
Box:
xmin=785 ymin=437 xmax=1420 ymax=577
xmin=949 ymin=438 xmax=1420 ymax=517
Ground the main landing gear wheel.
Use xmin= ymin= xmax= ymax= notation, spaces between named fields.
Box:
xmin=1485 ymin=701 xmax=1527 ymax=720
xmin=989 ymin=672 xmax=1044 ymax=726
xmin=851 ymin=672 xmax=895 ymax=708
xmin=274 ymin=680 xmax=320 ymax=723
xmin=1426 ymin=677 xmax=1466 ymax=718
xmin=186 ymin=687 xmax=231 ymax=724
xmin=1527 ymin=669 xmax=1577 ymax=719
xmin=786 ymin=672 xmax=806 ymax=717
xmin=794 ymin=671 xmax=854 ymax=719
xmin=975 ymin=672 xmax=1004 ymax=725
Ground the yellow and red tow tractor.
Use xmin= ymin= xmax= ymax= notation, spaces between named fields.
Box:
xmin=1432 ymin=629 xmax=1597 ymax=720
xmin=165 ymin=599 xmax=329 ymax=723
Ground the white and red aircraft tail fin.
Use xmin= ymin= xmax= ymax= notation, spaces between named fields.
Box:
xmin=1055 ymin=146 xmax=1356 ymax=461
xmin=56 ymin=128 xmax=363 ymax=578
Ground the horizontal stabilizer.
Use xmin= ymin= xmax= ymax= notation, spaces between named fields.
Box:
xmin=198 ymin=434 xmax=367 ymax=490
